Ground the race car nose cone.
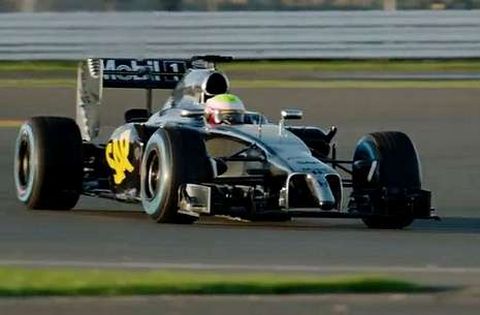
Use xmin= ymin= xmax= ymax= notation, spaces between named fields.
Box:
xmin=319 ymin=200 xmax=335 ymax=211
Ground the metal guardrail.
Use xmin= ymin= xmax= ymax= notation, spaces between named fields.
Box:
xmin=0 ymin=11 xmax=480 ymax=60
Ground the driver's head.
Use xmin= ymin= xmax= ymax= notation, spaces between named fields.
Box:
xmin=205 ymin=94 xmax=245 ymax=125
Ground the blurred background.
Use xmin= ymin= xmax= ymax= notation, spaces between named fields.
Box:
xmin=1 ymin=0 xmax=480 ymax=12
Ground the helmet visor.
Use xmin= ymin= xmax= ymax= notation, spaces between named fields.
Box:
xmin=213 ymin=110 xmax=245 ymax=125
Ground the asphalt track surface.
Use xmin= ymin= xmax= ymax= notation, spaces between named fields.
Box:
xmin=0 ymin=85 xmax=479 ymax=313
xmin=2 ymin=292 xmax=480 ymax=315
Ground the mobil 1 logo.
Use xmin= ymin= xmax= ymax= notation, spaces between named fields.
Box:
xmin=102 ymin=59 xmax=190 ymax=88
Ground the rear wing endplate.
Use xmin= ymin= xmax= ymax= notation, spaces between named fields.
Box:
xmin=76 ymin=56 xmax=232 ymax=141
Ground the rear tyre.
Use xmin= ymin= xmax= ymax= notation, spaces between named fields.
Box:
xmin=14 ymin=117 xmax=83 ymax=210
xmin=140 ymin=127 xmax=213 ymax=224
xmin=353 ymin=131 xmax=420 ymax=229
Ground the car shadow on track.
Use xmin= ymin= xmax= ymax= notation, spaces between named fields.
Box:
xmin=70 ymin=209 xmax=480 ymax=234
xmin=410 ymin=217 xmax=480 ymax=234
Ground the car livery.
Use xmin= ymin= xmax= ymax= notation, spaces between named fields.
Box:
xmin=14 ymin=56 xmax=437 ymax=229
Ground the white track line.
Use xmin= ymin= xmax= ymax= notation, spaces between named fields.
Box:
xmin=1 ymin=259 xmax=480 ymax=274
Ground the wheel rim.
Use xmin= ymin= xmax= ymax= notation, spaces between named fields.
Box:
xmin=14 ymin=125 xmax=36 ymax=202
xmin=140 ymin=130 xmax=174 ymax=218
xmin=18 ymin=136 xmax=31 ymax=188
xmin=145 ymin=149 xmax=160 ymax=200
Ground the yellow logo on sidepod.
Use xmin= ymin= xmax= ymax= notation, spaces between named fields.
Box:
xmin=105 ymin=130 xmax=134 ymax=184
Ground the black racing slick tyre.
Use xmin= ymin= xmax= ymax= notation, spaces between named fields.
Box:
xmin=353 ymin=131 xmax=421 ymax=229
xmin=140 ymin=127 xmax=212 ymax=224
xmin=14 ymin=117 xmax=83 ymax=210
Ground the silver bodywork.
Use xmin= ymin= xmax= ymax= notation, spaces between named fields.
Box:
xmin=148 ymin=108 xmax=341 ymax=212
xmin=212 ymin=124 xmax=341 ymax=210
xmin=77 ymin=58 xmax=342 ymax=212
xmin=67 ymin=57 xmax=435 ymax=227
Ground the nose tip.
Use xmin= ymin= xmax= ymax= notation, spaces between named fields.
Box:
xmin=319 ymin=201 xmax=335 ymax=211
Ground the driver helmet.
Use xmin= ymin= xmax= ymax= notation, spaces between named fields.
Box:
xmin=205 ymin=94 xmax=245 ymax=125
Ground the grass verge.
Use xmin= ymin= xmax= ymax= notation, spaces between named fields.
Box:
xmin=0 ymin=61 xmax=76 ymax=72
xmin=232 ymin=79 xmax=480 ymax=89
xmin=0 ymin=79 xmax=75 ymax=88
xmin=1 ymin=78 xmax=479 ymax=89
xmin=1 ymin=59 xmax=480 ymax=73
xmin=0 ymin=267 xmax=430 ymax=297
xmin=220 ymin=59 xmax=480 ymax=73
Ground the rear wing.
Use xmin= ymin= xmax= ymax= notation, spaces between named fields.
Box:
xmin=102 ymin=55 xmax=232 ymax=89
xmin=102 ymin=58 xmax=192 ymax=90
xmin=76 ymin=56 xmax=232 ymax=141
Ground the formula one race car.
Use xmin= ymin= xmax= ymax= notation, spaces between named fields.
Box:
xmin=14 ymin=56 xmax=436 ymax=229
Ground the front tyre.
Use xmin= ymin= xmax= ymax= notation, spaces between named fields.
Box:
xmin=353 ymin=131 xmax=421 ymax=229
xmin=14 ymin=117 xmax=83 ymax=210
xmin=140 ymin=127 xmax=212 ymax=224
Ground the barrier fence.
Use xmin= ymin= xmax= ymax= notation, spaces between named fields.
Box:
xmin=0 ymin=10 xmax=480 ymax=60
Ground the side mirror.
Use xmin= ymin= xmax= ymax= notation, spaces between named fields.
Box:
xmin=279 ymin=109 xmax=303 ymax=136
xmin=281 ymin=109 xmax=303 ymax=120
